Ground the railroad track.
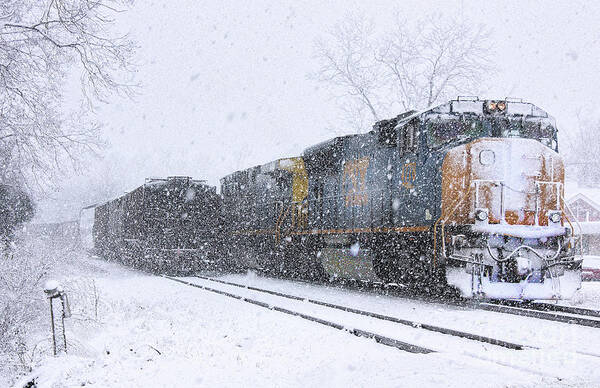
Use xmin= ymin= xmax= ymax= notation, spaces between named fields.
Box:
xmin=163 ymin=275 xmax=434 ymax=354
xmin=351 ymin=281 xmax=600 ymax=329
xmin=480 ymin=300 xmax=600 ymax=328
xmin=516 ymin=300 xmax=600 ymax=318
xmin=189 ymin=274 xmax=525 ymax=350
xmin=159 ymin=273 xmax=600 ymax=381
xmin=194 ymin=270 xmax=600 ymax=330
xmin=276 ymin=272 xmax=600 ymax=329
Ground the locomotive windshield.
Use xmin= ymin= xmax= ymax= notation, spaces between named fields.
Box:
xmin=500 ymin=118 xmax=556 ymax=149
xmin=426 ymin=118 xmax=486 ymax=148
xmin=426 ymin=115 xmax=557 ymax=151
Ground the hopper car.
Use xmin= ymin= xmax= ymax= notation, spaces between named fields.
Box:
xmin=93 ymin=176 xmax=222 ymax=273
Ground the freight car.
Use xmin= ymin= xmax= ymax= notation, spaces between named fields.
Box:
xmin=93 ymin=176 xmax=222 ymax=273
xmin=225 ymin=97 xmax=582 ymax=300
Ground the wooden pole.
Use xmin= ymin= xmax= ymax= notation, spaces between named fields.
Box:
xmin=49 ymin=298 xmax=56 ymax=356
xmin=60 ymin=296 xmax=67 ymax=353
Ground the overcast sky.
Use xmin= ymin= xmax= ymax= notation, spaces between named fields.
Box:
xmin=37 ymin=0 xmax=600 ymax=222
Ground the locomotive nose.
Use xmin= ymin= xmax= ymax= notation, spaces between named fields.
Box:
xmin=441 ymin=136 xmax=579 ymax=300
xmin=441 ymin=137 xmax=564 ymax=226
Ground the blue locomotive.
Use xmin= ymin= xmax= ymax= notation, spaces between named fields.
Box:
xmin=222 ymin=97 xmax=582 ymax=300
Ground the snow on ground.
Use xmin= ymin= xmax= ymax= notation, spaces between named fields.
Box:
xmin=212 ymin=272 xmax=600 ymax=356
xmin=12 ymin=251 xmax=600 ymax=387
xmin=181 ymin=274 xmax=600 ymax=382
xmin=583 ymin=281 xmax=600 ymax=306
xmin=561 ymin=281 xmax=600 ymax=310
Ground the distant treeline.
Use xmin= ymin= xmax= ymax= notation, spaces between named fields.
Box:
xmin=24 ymin=221 xmax=80 ymax=242
xmin=0 ymin=184 xmax=34 ymax=245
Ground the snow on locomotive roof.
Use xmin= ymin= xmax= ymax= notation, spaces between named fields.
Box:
xmin=393 ymin=97 xmax=556 ymax=129
xmin=302 ymin=135 xmax=350 ymax=159
xmin=145 ymin=176 xmax=207 ymax=185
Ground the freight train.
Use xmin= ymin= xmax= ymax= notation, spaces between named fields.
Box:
xmin=92 ymin=97 xmax=583 ymax=300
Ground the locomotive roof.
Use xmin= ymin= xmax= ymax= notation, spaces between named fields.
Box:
xmin=392 ymin=97 xmax=556 ymax=129
xmin=302 ymin=135 xmax=351 ymax=160
xmin=220 ymin=157 xmax=300 ymax=184
xmin=302 ymin=98 xmax=555 ymax=161
xmin=145 ymin=176 xmax=207 ymax=186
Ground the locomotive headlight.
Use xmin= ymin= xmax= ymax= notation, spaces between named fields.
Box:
xmin=479 ymin=149 xmax=495 ymax=166
xmin=475 ymin=208 xmax=489 ymax=222
xmin=548 ymin=210 xmax=562 ymax=224
xmin=496 ymin=101 xmax=506 ymax=111
xmin=487 ymin=101 xmax=497 ymax=111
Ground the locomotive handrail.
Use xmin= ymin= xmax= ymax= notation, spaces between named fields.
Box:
xmin=441 ymin=186 xmax=473 ymax=259
xmin=560 ymin=193 xmax=583 ymax=256
xmin=433 ymin=184 xmax=473 ymax=266
xmin=275 ymin=202 xmax=293 ymax=243
xmin=472 ymin=179 xmax=563 ymax=227
xmin=535 ymin=181 xmax=562 ymax=215
xmin=486 ymin=240 xmax=562 ymax=263
xmin=472 ymin=179 xmax=506 ymax=221
xmin=501 ymin=184 xmax=536 ymax=195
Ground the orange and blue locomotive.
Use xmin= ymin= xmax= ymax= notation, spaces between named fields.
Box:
xmin=222 ymin=97 xmax=582 ymax=300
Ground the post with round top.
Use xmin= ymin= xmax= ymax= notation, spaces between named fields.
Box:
xmin=43 ymin=280 xmax=71 ymax=356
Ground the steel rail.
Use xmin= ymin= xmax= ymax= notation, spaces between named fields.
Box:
xmin=274 ymin=272 xmax=600 ymax=330
xmin=532 ymin=302 xmax=600 ymax=318
xmin=222 ymin=267 xmax=600 ymax=332
xmin=478 ymin=302 xmax=600 ymax=328
xmin=488 ymin=300 xmax=600 ymax=319
xmin=194 ymin=275 xmax=525 ymax=350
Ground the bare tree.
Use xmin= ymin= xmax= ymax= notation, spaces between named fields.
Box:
xmin=313 ymin=13 xmax=492 ymax=130
xmin=312 ymin=17 xmax=387 ymax=131
xmin=564 ymin=114 xmax=600 ymax=187
xmin=0 ymin=0 xmax=136 ymax=189
xmin=379 ymin=16 xmax=491 ymax=110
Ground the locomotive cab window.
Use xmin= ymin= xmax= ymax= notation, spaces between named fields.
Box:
xmin=375 ymin=118 xmax=398 ymax=147
xmin=426 ymin=117 xmax=486 ymax=149
xmin=495 ymin=118 xmax=558 ymax=151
